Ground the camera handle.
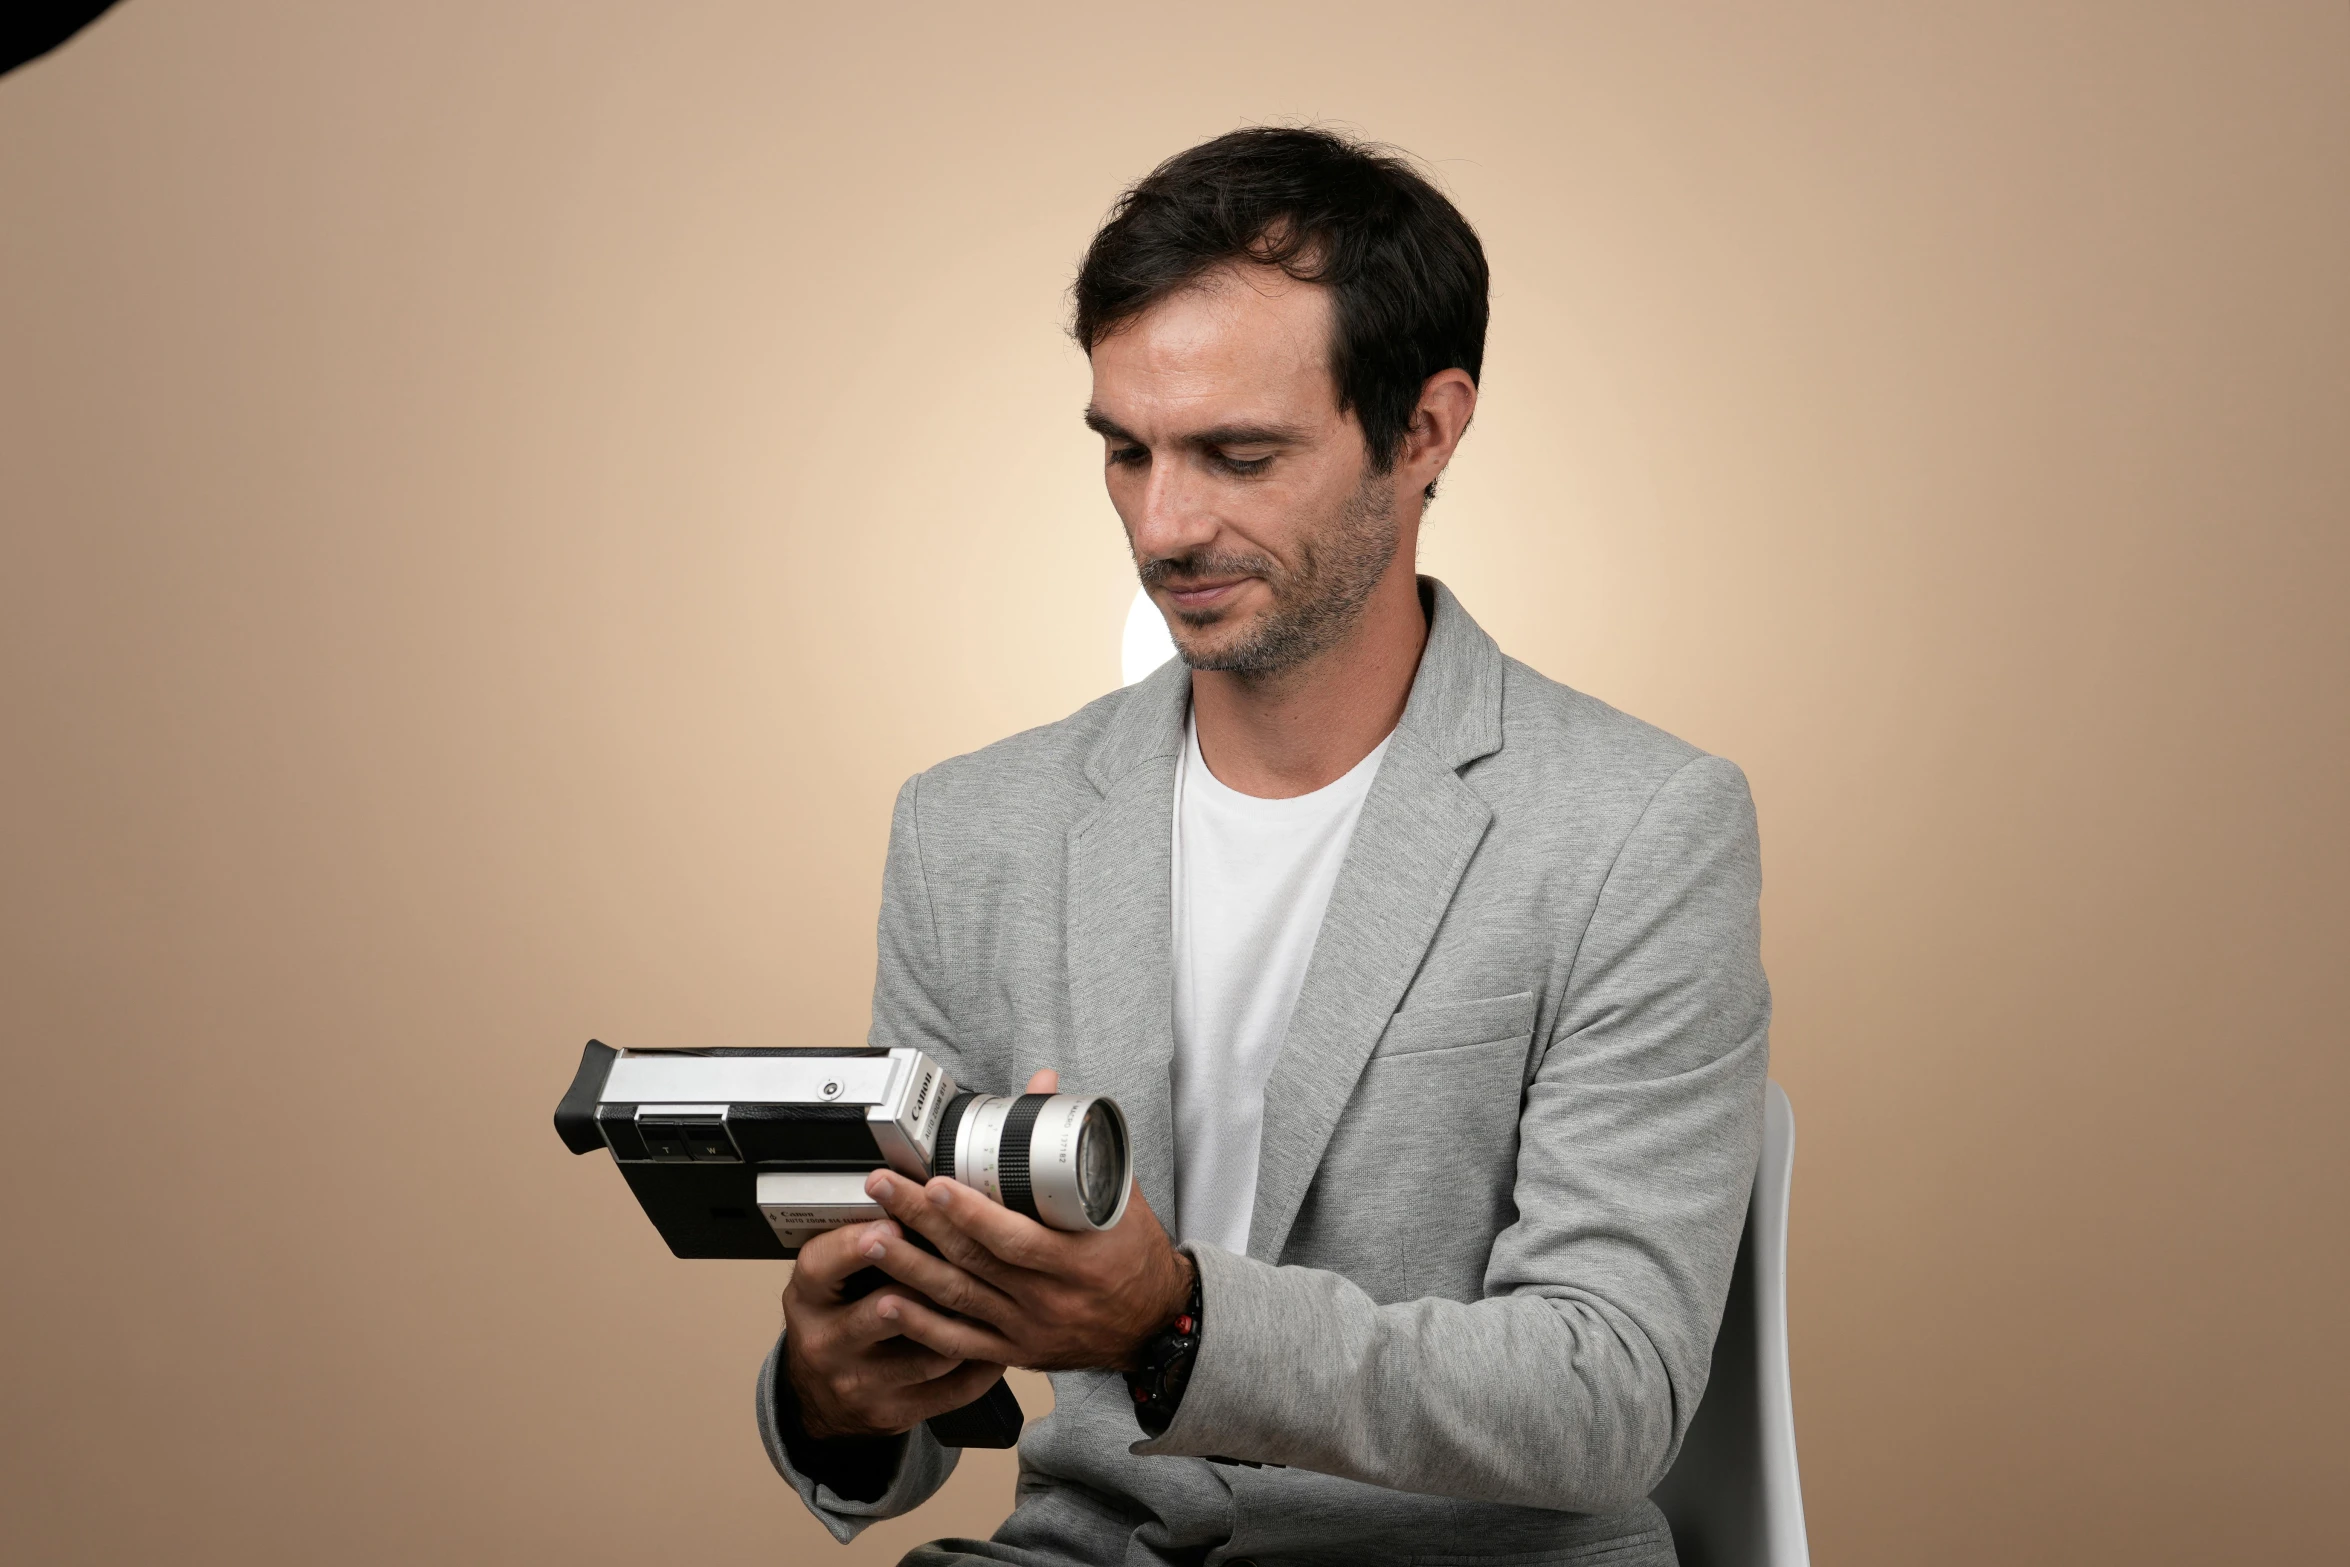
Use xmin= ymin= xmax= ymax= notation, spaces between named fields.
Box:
xmin=840 ymin=1233 xmax=1025 ymax=1448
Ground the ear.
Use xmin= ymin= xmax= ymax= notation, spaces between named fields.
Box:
xmin=1401 ymin=369 xmax=1478 ymax=497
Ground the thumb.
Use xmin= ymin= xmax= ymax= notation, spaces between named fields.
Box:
xmin=1023 ymin=1067 xmax=1060 ymax=1094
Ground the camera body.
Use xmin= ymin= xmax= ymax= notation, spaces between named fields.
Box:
xmin=555 ymin=1041 xmax=948 ymax=1259
xmin=553 ymin=1040 xmax=1132 ymax=1259
xmin=554 ymin=1040 xmax=1135 ymax=1450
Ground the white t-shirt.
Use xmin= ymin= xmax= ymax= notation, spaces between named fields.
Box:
xmin=1169 ymin=713 xmax=1390 ymax=1255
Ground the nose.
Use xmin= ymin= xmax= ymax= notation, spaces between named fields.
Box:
xmin=1122 ymin=454 xmax=1219 ymax=565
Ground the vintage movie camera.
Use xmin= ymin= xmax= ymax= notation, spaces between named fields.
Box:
xmin=552 ymin=1041 xmax=1132 ymax=1446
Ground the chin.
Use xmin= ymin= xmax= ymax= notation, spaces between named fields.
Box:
xmin=1169 ymin=617 xmax=1246 ymax=660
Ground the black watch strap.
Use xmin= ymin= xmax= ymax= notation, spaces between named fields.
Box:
xmin=1124 ymin=1265 xmax=1203 ymax=1438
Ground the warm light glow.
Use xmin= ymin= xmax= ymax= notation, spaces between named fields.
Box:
xmin=1122 ymin=586 xmax=1176 ymax=686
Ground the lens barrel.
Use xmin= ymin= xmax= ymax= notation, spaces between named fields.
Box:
xmin=932 ymin=1091 xmax=1132 ymax=1231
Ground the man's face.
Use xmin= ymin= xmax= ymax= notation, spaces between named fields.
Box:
xmin=1085 ymin=265 xmax=1400 ymax=677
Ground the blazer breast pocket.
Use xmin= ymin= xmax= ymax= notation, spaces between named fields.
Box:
xmin=1372 ymin=989 xmax=1538 ymax=1059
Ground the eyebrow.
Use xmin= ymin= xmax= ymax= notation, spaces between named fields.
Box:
xmin=1082 ymin=406 xmax=1307 ymax=451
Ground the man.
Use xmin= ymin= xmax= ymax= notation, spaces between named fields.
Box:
xmin=759 ymin=127 xmax=1768 ymax=1567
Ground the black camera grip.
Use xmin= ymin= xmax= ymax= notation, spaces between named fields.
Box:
xmin=918 ymin=1376 xmax=1025 ymax=1449
xmin=840 ymin=1238 xmax=1025 ymax=1449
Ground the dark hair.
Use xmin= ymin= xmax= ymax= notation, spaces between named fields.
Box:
xmin=1072 ymin=126 xmax=1489 ymax=483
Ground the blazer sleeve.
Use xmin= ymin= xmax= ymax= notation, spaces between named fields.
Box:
xmin=752 ymin=773 xmax=969 ymax=1535
xmin=1131 ymin=754 xmax=1770 ymax=1512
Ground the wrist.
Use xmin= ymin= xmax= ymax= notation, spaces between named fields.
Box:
xmin=1123 ymin=1251 xmax=1203 ymax=1438
xmin=1155 ymin=1250 xmax=1197 ymax=1337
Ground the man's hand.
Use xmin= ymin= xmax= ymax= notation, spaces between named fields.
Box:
xmin=779 ymin=1215 xmax=1008 ymax=1441
xmin=850 ymin=1068 xmax=1195 ymax=1374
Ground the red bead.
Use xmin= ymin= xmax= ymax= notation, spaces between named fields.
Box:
xmin=1177 ymin=1315 xmax=1194 ymax=1333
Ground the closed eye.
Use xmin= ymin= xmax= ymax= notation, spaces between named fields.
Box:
xmin=1106 ymin=444 xmax=1148 ymax=467
xmin=1212 ymin=451 xmax=1273 ymax=476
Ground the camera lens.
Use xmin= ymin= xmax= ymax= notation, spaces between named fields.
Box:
xmin=933 ymin=1090 xmax=1132 ymax=1232
xmin=1076 ymin=1100 xmax=1125 ymax=1226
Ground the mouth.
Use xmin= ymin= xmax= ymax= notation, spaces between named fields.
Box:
xmin=1155 ymin=577 xmax=1252 ymax=612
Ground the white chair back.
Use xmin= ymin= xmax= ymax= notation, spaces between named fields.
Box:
xmin=1650 ymin=1079 xmax=1811 ymax=1567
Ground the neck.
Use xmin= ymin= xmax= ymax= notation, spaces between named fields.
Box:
xmin=1188 ymin=562 xmax=1429 ymax=799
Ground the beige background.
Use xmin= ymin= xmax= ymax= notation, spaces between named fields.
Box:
xmin=3 ymin=3 xmax=2344 ymax=1563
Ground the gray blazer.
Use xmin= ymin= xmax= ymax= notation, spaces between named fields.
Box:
xmin=757 ymin=580 xmax=1769 ymax=1567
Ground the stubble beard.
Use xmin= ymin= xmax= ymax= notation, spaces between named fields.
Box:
xmin=1138 ymin=469 xmax=1399 ymax=679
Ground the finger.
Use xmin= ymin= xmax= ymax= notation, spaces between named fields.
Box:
xmin=854 ymin=1337 xmax=967 ymax=1389
xmin=876 ymin=1292 xmax=1026 ymax=1366
xmin=897 ymin=1359 xmax=1010 ymax=1427
xmin=800 ymin=1345 xmax=988 ymax=1440
xmin=867 ymin=1171 xmax=1027 ymax=1287
xmin=1023 ymin=1067 xmax=1059 ymax=1094
xmin=866 ymin=1169 xmax=967 ymax=1252
xmin=1113 ymin=1177 xmax=1162 ymax=1230
xmin=834 ymin=1285 xmax=954 ymax=1348
xmin=789 ymin=1219 xmax=903 ymax=1299
xmin=865 ymin=1167 xmax=937 ymax=1227
xmin=924 ymin=1174 xmax=1062 ymax=1273
xmin=857 ymin=1225 xmax=1021 ymax=1329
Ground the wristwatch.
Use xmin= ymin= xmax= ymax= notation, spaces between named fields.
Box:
xmin=1124 ymin=1263 xmax=1203 ymax=1437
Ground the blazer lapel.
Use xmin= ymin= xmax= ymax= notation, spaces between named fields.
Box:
xmin=1246 ymin=580 xmax=1506 ymax=1263
xmin=1063 ymin=657 xmax=1189 ymax=1224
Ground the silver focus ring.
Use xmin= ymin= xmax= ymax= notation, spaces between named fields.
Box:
xmin=940 ymin=1090 xmax=1131 ymax=1232
xmin=952 ymin=1094 xmax=1016 ymax=1206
